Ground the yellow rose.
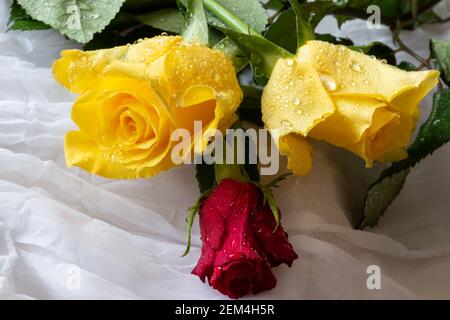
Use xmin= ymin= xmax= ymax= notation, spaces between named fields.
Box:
xmin=262 ymin=40 xmax=439 ymax=176
xmin=53 ymin=36 xmax=242 ymax=179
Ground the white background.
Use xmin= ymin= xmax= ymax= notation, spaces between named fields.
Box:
xmin=1 ymin=0 xmax=450 ymax=299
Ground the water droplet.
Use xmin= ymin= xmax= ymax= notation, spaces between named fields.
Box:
xmin=351 ymin=62 xmax=361 ymax=72
xmin=320 ymin=74 xmax=337 ymax=91
xmin=433 ymin=119 xmax=441 ymax=125
xmin=285 ymin=59 xmax=295 ymax=67
xmin=295 ymin=109 xmax=303 ymax=115
xmin=228 ymin=253 xmax=242 ymax=260
xmin=281 ymin=120 xmax=293 ymax=129
xmin=381 ymin=59 xmax=388 ymax=64
xmin=89 ymin=13 xmax=100 ymax=19
xmin=292 ymin=97 xmax=301 ymax=106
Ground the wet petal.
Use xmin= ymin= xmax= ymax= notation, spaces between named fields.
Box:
xmin=53 ymin=36 xmax=182 ymax=93
xmin=262 ymin=58 xmax=335 ymax=137
xmin=297 ymin=40 xmax=440 ymax=102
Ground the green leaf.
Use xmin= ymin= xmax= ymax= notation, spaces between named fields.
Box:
xmin=265 ymin=8 xmax=297 ymax=53
xmin=83 ymin=11 xmax=149 ymax=50
xmin=9 ymin=19 xmax=50 ymax=31
xmin=135 ymin=8 xmax=184 ymax=34
xmin=221 ymin=27 xmax=292 ymax=80
xmin=316 ymin=33 xmax=353 ymax=46
xmin=182 ymin=195 xmax=203 ymax=257
xmin=350 ymin=42 xmax=397 ymax=65
xmin=400 ymin=89 xmax=450 ymax=168
xmin=360 ymin=169 xmax=410 ymax=228
xmin=182 ymin=0 xmax=209 ymax=44
xmin=16 ymin=0 xmax=126 ymax=43
xmin=299 ymin=1 xmax=340 ymax=28
xmin=265 ymin=173 xmax=291 ymax=189
xmin=205 ymin=0 xmax=268 ymax=34
xmin=262 ymin=188 xmax=280 ymax=230
xmin=342 ymin=0 xmax=405 ymax=17
xmin=237 ymin=85 xmax=264 ymax=127
xmin=257 ymin=173 xmax=291 ymax=231
xmin=215 ymin=162 xmax=249 ymax=184
xmin=213 ymin=37 xmax=248 ymax=72
xmin=397 ymin=61 xmax=417 ymax=71
xmin=264 ymin=0 xmax=287 ymax=13
xmin=8 ymin=1 xmax=50 ymax=31
xmin=359 ymin=88 xmax=450 ymax=228
xmin=289 ymin=0 xmax=315 ymax=48
xmin=202 ymin=0 xmax=270 ymax=74
xmin=265 ymin=9 xmax=352 ymax=54
xmin=196 ymin=162 xmax=216 ymax=194
xmin=430 ymin=39 xmax=450 ymax=85
xmin=331 ymin=0 xmax=442 ymax=28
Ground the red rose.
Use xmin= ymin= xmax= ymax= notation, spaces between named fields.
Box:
xmin=192 ymin=179 xmax=297 ymax=299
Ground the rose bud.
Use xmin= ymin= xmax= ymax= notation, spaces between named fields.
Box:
xmin=192 ymin=179 xmax=297 ymax=299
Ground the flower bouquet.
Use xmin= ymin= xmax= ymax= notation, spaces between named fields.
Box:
xmin=8 ymin=0 xmax=450 ymax=298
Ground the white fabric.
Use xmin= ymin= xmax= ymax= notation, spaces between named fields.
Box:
xmin=1 ymin=0 xmax=450 ymax=299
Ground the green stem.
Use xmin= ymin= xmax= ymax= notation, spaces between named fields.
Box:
xmin=202 ymin=0 xmax=261 ymax=36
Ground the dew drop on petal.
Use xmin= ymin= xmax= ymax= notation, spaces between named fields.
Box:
xmin=320 ymin=74 xmax=337 ymax=91
xmin=292 ymin=97 xmax=301 ymax=106
xmin=286 ymin=59 xmax=295 ymax=67
xmin=351 ymin=62 xmax=361 ymax=72
xmin=281 ymin=119 xmax=293 ymax=129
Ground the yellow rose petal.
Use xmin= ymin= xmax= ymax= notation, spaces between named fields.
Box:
xmin=57 ymin=37 xmax=242 ymax=179
xmin=309 ymin=96 xmax=387 ymax=147
xmin=297 ymin=40 xmax=440 ymax=103
xmin=164 ymin=43 xmax=242 ymax=152
xmin=262 ymin=58 xmax=335 ymax=137
xmin=346 ymin=107 xmax=400 ymax=166
xmin=278 ymin=134 xmax=313 ymax=176
xmin=53 ymin=36 xmax=182 ymax=94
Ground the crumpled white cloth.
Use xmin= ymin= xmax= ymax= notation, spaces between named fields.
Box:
xmin=1 ymin=0 xmax=450 ymax=300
